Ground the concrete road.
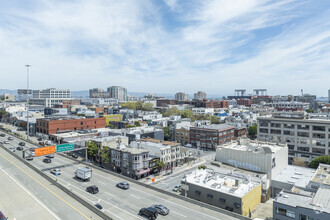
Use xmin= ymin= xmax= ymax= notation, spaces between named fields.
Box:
xmin=0 ymin=131 xmax=240 ymax=220
xmin=0 ymin=145 xmax=103 ymax=220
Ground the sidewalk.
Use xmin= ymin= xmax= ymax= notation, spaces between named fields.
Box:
xmin=140 ymin=158 xmax=207 ymax=185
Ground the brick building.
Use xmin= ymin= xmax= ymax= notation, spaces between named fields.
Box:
xmin=36 ymin=117 xmax=106 ymax=135
xmin=190 ymin=124 xmax=235 ymax=150
xmin=175 ymin=127 xmax=190 ymax=145
xmin=237 ymin=99 xmax=252 ymax=107
xmin=234 ymin=127 xmax=247 ymax=139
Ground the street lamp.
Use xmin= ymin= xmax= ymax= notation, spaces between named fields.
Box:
xmin=25 ymin=64 xmax=30 ymax=141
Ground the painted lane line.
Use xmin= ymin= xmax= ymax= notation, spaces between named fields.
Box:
xmin=172 ymin=211 xmax=187 ymax=218
xmin=97 ymin=181 xmax=106 ymax=185
xmin=0 ymin=168 xmax=61 ymax=220
xmin=105 ymin=209 xmax=123 ymax=220
xmin=130 ymin=194 xmax=141 ymax=200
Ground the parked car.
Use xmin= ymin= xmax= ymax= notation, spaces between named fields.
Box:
xmin=139 ymin=207 xmax=158 ymax=219
xmin=37 ymin=137 xmax=42 ymax=141
xmin=0 ymin=142 xmax=3 ymax=145
xmin=94 ymin=204 xmax=103 ymax=210
xmin=86 ymin=185 xmax=99 ymax=194
xmin=116 ymin=182 xmax=130 ymax=190
xmin=26 ymin=156 xmax=33 ymax=161
xmin=72 ymin=153 xmax=78 ymax=159
xmin=172 ymin=185 xmax=180 ymax=192
xmin=46 ymin=154 xmax=54 ymax=158
xmin=43 ymin=158 xmax=51 ymax=163
xmin=19 ymin=142 xmax=25 ymax=146
xmin=0 ymin=133 xmax=5 ymax=137
xmin=9 ymin=147 xmax=15 ymax=152
xmin=16 ymin=146 xmax=23 ymax=151
xmin=7 ymin=137 xmax=13 ymax=140
xmin=4 ymin=141 xmax=9 ymax=144
xmin=151 ymin=205 xmax=169 ymax=215
xmin=50 ymin=168 xmax=61 ymax=175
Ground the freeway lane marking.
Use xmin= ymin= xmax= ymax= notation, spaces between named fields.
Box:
xmin=172 ymin=211 xmax=187 ymax=218
xmin=0 ymin=168 xmax=61 ymax=220
xmin=130 ymin=194 xmax=141 ymax=200
xmin=97 ymin=181 xmax=106 ymax=185
xmin=0 ymin=151 xmax=91 ymax=220
xmin=105 ymin=209 xmax=123 ymax=220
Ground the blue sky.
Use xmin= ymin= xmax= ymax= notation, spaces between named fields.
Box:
xmin=0 ymin=0 xmax=330 ymax=96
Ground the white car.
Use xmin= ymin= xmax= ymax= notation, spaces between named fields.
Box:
xmin=51 ymin=168 xmax=61 ymax=175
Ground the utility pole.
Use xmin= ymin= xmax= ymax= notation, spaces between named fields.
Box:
xmin=25 ymin=64 xmax=30 ymax=141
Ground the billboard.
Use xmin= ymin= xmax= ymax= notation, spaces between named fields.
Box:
xmin=56 ymin=143 xmax=74 ymax=152
xmin=34 ymin=146 xmax=56 ymax=157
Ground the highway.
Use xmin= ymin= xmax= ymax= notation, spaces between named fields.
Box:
xmin=0 ymin=142 xmax=102 ymax=220
xmin=0 ymin=131 xmax=240 ymax=220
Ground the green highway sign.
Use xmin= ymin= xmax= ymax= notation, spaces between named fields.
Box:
xmin=56 ymin=143 xmax=74 ymax=153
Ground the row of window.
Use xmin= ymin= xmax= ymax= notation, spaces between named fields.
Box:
xmin=195 ymin=190 xmax=241 ymax=208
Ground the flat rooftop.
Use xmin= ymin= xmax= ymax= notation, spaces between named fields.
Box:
xmin=192 ymin=124 xmax=234 ymax=130
xmin=310 ymin=164 xmax=330 ymax=186
xmin=272 ymin=165 xmax=315 ymax=188
xmin=140 ymin=138 xmax=179 ymax=146
xmin=185 ymin=169 xmax=260 ymax=198
xmin=220 ymin=139 xmax=286 ymax=154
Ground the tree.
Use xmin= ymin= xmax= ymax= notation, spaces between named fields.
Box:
xmin=121 ymin=102 xmax=136 ymax=110
xmin=100 ymin=146 xmax=110 ymax=164
xmin=210 ymin=115 xmax=220 ymax=124
xmin=308 ymin=155 xmax=330 ymax=168
xmin=163 ymin=107 xmax=181 ymax=117
xmin=198 ymin=165 xmax=207 ymax=170
xmin=156 ymin=160 xmax=165 ymax=171
xmin=162 ymin=126 xmax=170 ymax=141
xmin=248 ymin=125 xmax=257 ymax=137
xmin=181 ymin=109 xmax=194 ymax=119
xmin=86 ymin=141 xmax=98 ymax=161
xmin=134 ymin=121 xmax=141 ymax=127
xmin=292 ymin=157 xmax=307 ymax=167
xmin=306 ymin=109 xmax=313 ymax=113
xmin=142 ymin=102 xmax=154 ymax=111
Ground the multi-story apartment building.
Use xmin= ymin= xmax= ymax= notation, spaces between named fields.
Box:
xmin=17 ymin=89 xmax=32 ymax=101
xmin=237 ymin=99 xmax=252 ymax=107
xmin=89 ymin=88 xmax=111 ymax=98
xmin=110 ymin=143 xmax=149 ymax=179
xmin=193 ymin=91 xmax=207 ymax=100
xmin=257 ymin=112 xmax=330 ymax=163
xmin=107 ymin=86 xmax=127 ymax=101
xmin=190 ymin=124 xmax=235 ymax=150
xmin=36 ymin=117 xmax=106 ymax=135
xmin=175 ymin=92 xmax=189 ymax=101
xmin=134 ymin=138 xmax=182 ymax=169
xmin=29 ymin=88 xmax=71 ymax=107
xmin=175 ymin=127 xmax=190 ymax=145
xmin=265 ymin=101 xmax=309 ymax=111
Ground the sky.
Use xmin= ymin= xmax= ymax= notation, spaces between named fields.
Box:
xmin=0 ymin=0 xmax=330 ymax=97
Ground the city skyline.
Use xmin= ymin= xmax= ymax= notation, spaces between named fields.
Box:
xmin=1 ymin=0 xmax=330 ymax=96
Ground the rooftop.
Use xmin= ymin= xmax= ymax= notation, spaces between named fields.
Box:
xmin=272 ymin=165 xmax=316 ymax=188
xmin=192 ymin=124 xmax=235 ymax=130
xmin=219 ymin=139 xmax=286 ymax=154
xmin=109 ymin=144 xmax=148 ymax=154
xmin=185 ymin=169 xmax=260 ymax=198
xmin=310 ymin=164 xmax=330 ymax=186
xmin=139 ymin=138 xmax=180 ymax=146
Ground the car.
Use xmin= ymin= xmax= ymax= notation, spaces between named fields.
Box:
xmin=0 ymin=133 xmax=5 ymax=137
xmin=72 ymin=153 xmax=78 ymax=159
xmin=26 ymin=156 xmax=33 ymax=161
xmin=86 ymin=185 xmax=99 ymax=194
xmin=151 ymin=205 xmax=169 ymax=215
xmin=19 ymin=142 xmax=25 ymax=146
xmin=139 ymin=207 xmax=158 ymax=219
xmin=37 ymin=137 xmax=42 ymax=141
xmin=9 ymin=147 xmax=15 ymax=152
xmin=94 ymin=204 xmax=103 ymax=210
xmin=7 ymin=137 xmax=13 ymax=140
xmin=0 ymin=211 xmax=8 ymax=220
xmin=4 ymin=141 xmax=9 ymax=144
xmin=116 ymin=182 xmax=130 ymax=190
xmin=172 ymin=185 xmax=180 ymax=192
xmin=43 ymin=158 xmax=51 ymax=163
xmin=0 ymin=142 xmax=3 ymax=145
xmin=16 ymin=146 xmax=23 ymax=151
xmin=50 ymin=168 xmax=61 ymax=175
xmin=46 ymin=154 xmax=54 ymax=158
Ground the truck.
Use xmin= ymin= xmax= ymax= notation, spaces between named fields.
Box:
xmin=75 ymin=167 xmax=92 ymax=181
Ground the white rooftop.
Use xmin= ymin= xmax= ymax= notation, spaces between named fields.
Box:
xmin=272 ymin=165 xmax=315 ymax=188
xmin=185 ymin=169 xmax=260 ymax=198
xmin=220 ymin=139 xmax=286 ymax=154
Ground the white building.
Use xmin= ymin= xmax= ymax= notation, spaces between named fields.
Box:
xmin=192 ymin=108 xmax=214 ymax=115
xmin=194 ymin=91 xmax=207 ymax=100
xmin=107 ymin=86 xmax=127 ymax=102
xmin=17 ymin=89 xmax=32 ymax=102
xmin=29 ymin=88 xmax=71 ymax=107
xmin=216 ymin=139 xmax=288 ymax=180
xmin=175 ymin=92 xmax=189 ymax=101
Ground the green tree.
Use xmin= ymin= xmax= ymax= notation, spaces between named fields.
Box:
xmin=142 ymin=103 xmax=154 ymax=111
xmin=248 ymin=125 xmax=257 ymax=136
xmin=163 ymin=107 xmax=181 ymax=117
xmin=163 ymin=126 xmax=170 ymax=141
xmin=198 ymin=165 xmax=207 ymax=170
xmin=306 ymin=109 xmax=313 ymax=113
xmin=86 ymin=141 xmax=98 ymax=161
xmin=121 ymin=102 xmax=136 ymax=110
xmin=134 ymin=121 xmax=141 ymax=127
xmin=156 ymin=160 xmax=165 ymax=171
xmin=308 ymin=155 xmax=330 ymax=168
xmin=135 ymin=101 xmax=143 ymax=110
xmin=100 ymin=146 xmax=110 ymax=164
xmin=181 ymin=109 xmax=194 ymax=119
xmin=210 ymin=115 xmax=220 ymax=124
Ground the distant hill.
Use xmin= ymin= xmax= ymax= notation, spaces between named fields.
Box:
xmin=0 ymin=89 xmax=16 ymax=95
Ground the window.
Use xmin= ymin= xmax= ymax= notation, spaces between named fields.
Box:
xmin=207 ymin=194 xmax=213 ymax=199
xmin=312 ymin=133 xmax=325 ymax=139
xmin=95 ymin=121 xmax=96 ymax=124
xmin=297 ymin=132 xmax=309 ymax=137
xmin=195 ymin=191 xmax=201 ymax=196
xmin=234 ymin=203 xmax=241 ymax=209
xmin=312 ymin=126 xmax=325 ymax=131
xmin=219 ymin=198 xmax=226 ymax=203
xmin=81 ymin=122 xmax=83 ymax=125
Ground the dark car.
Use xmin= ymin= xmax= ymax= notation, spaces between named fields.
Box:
xmin=86 ymin=185 xmax=99 ymax=194
xmin=151 ymin=205 xmax=169 ymax=215
xmin=94 ymin=203 xmax=103 ymax=210
xmin=7 ymin=137 xmax=13 ymax=141
xmin=19 ymin=142 xmax=25 ymax=146
xmin=0 ymin=133 xmax=5 ymax=137
xmin=72 ymin=153 xmax=78 ymax=159
xmin=116 ymin=182 xmax=130 ymax=190
xmin=46 ymin=154 xmax=54 ymax=158
xmin=0 ymin=211 xmax=8 ymax=220
xmin=26 ymin=156 xmax=33 ymax=161
xmin=17 ymin=146 xmax=23 ymax=151
xmin=139 ymin=207 xmax=158 ymax=219
xmin=43 ymin=158 xmax=51 ymax=163
xmin=37 ymin=137 xmax=42 ymax=141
